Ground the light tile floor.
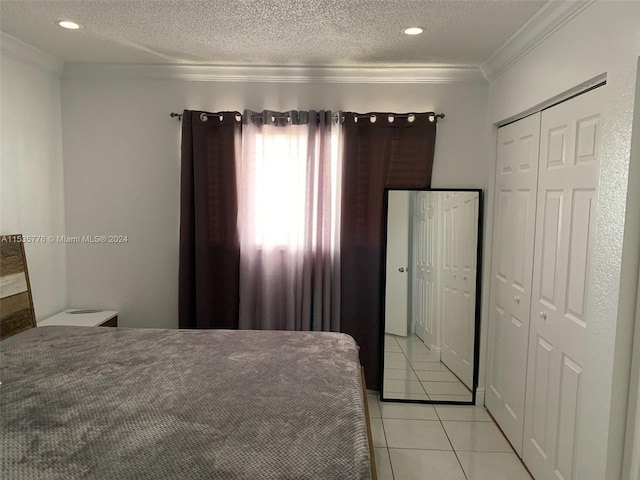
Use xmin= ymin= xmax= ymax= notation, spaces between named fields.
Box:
xmin=367 ymin=392 xmax=532 ymax=480
xmin=384 ymin=334 xmax=472 ymax=402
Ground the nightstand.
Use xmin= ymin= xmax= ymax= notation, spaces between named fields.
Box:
xmin=38 ymin=310 xmax=119 ymax=328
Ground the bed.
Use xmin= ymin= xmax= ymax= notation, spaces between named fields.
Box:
xmin=0 ymin=326 xmax=374 ymax=479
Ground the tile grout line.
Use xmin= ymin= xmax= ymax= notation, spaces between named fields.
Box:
xmin=377 ymin=392 xmax=396 ymax=480
xmin=378 ymin=358 xmax=529 ymax=478
xmin=388 ymin=334 xmax=471 ymax=401
xmin=372 ymin=353 xmax=393 ymax=477
xmin=483 ymin=408 xmax=536 ymax=479
xmin=417 ymin=334 xmax=471 ymax=399
xmin=384 ymin=334 xmax=403 ymax=400
xmin=410 ymin=335 xmax=431 ymax=398
xmin=433 ymin=405 xmax=470 ymax=480
xmin=407 ymin=339 xmax=430 ymax=398
xmin=384 ymin=446 xmax=395 ymax=480
xmin=396 ymin=333 xmax=430 ymax=399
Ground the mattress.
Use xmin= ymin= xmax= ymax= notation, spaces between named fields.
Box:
xmin=1 ymin=327 xmax=371 ymax=479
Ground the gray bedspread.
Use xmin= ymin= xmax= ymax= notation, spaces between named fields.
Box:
xmin=1 ymin=327 xmax=371 ymax=479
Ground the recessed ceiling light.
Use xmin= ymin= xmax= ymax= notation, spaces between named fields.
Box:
xmin=57 ymin=20 xmax=81 ymax=30
xmin=403 ymin=27 xmax=423 ymax=35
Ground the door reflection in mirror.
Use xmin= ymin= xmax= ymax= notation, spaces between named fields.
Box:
xmin=382 ymin=189 xmax=482 ymax=404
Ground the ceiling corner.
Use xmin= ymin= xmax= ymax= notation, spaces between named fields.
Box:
xmin=0 ymin=31 xmax=64 ymax=76
xmin=481 ymin=0 xmax=596 ymax=82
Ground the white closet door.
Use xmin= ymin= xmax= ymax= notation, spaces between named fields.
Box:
xmin=486 ymin=112 xmax=541 ymax=456
xmin=385 ymin=191 xmax=410 ymax=337
xmin=441 ymin=191 xmax=476 ymax=389
xmin=423 ymin=192 xmax=440 ymax=352
xmin=523 ymin=86 xmax=604 ymax=480
xmin=413 ymin=191 xmax=428 ymax=343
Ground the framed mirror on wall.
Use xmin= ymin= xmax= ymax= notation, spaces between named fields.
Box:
xmin=380 ymin=188 xmax=483 ymax=404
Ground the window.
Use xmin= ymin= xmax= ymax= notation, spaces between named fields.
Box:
xmin=240 ymin=122 xmax=341 ymax=251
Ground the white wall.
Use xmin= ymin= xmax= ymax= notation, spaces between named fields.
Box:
xmin=624 ymin=264 xmax=640 ymax=479
xmin=60 ymin=73 xmax=488 ymax=329
xmin=482 ymin=2 xmax=640 ymax=478
xmin=622 ymin=56 xmax=640 ymax=480
xmin=0 ymin=35 xmax=67 ymax=320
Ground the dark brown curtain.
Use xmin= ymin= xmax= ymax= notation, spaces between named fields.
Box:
xmin=179 ymin=110 xmax=241 ymax=329
xmin=340 ymin=112 xmax=437 ymax=390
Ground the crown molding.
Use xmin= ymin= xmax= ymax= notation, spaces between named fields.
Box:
xmin=63 ymin=63 xmax=486 ymax=84
xmin=481 ymin=0 xmax=596 ymax=81
xmin=0 ymin=32 xmax=63 ymax=76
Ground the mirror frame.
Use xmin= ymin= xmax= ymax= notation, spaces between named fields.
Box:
xmin=379 ymin=188 xmax=484 ymax=405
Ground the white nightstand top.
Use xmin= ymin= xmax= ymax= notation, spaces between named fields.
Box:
xmin=38 ymin=310 xmax=118 ymax=327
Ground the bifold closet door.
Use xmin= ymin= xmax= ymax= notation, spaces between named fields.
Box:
xmin=486 ymin=112 xmax=541 ymax=456
xmin=413 ymin=192 xmax=439 ymax=350
xmin=412 ymin=192 xmax=428 ymax=343
xmin=523 ymin=86 xmax=604 ymax=480
xmin=441 ymin=192 xmax=478 ymax=389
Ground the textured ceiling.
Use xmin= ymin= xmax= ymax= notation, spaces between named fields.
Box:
xmin=0 ymin=0 xmax=547 ymax=66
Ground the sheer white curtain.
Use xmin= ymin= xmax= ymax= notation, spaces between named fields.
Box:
xmin=237 ymin=111 xmax=342 ymax=331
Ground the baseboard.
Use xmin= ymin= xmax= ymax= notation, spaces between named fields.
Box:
xmin=429 ymin=345 xmax=442 ymax=362
xmin=475 ymin=387 xmax=486 ymax=406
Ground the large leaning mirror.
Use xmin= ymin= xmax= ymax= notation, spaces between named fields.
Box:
xmin=381 ymin=189 xmax=482 ymax=404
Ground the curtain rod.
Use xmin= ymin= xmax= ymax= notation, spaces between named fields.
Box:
xmin=169 ymin=111 xmax=445 ymax=122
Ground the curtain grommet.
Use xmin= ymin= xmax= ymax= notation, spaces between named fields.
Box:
xmin=408 ymin=114 xmax=415 ymax=123
xmin=200 ymin=113 xmax=208 ymax=122
xmin=370 ymin=115 xmax=377 ymax=124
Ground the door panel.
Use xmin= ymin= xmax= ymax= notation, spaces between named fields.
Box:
xmin=413 ymin=192 xmax=428 ymax=342
xmin=523 ymin=86 xmax=604 ymax=480
xmin=425 ymin=192 xmax=440 ymax=352
xmin=539 ymin=190 xmax=563 ymax=310
xmin=486 ymin=112 xmax=541 ymax=456
xmin=555 ymin=354 xmax=583 ymax=480
xmin=416 ymin=192 xmax=440 ymax=352
xmin=441 ymin=191 xmax=477 ymax=389
xmin=384 ymin=191 xmax=410 ymax=337
xmin=512 ymin=191 xmax=531 ymax=290
xmin=530 ymin=334 xmax=554 ymax=460
xmin=565 ymin=190 xmax=595 ymax=324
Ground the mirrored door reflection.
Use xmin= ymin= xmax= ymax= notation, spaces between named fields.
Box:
xmin=382 ymin=189 xmax=481 ymax=403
